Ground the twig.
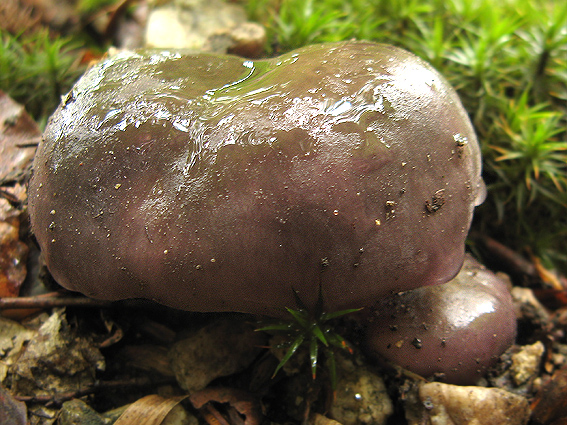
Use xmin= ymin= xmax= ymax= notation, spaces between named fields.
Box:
xmin=0 ymin=292 xmax=112 ymax=309
xmin=471 ymin=232 xmax=566 ymax=290
xmin=14 ymin=377 xmax=177 ymax=407
xmin=0 ymin=292 xmax=175 ymax=312
xmin=0 ymin=188 xmax=22 ymax=208
xmin=470 ymin=232 xmax=537 ymax=277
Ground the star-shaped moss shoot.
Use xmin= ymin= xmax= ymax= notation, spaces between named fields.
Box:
xmin=257 ymin=282 xmax=361 ymax=390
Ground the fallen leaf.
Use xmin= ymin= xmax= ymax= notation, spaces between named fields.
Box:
xmin=533 ymin=289 xmax=567 ymax=311
xmin=311 ymin=413 xmax=342 ymax=425
xmin=0 ymin=90 xmax=39 ymax=184
xmin=531 ymin=365 xmax=567 ymax=425
xmin=9 ymin=308 xmax=105 ymax=399
xmin=190 ymin=387 xmax=262 ymax=425
xmin=0 ymin=91 xmax=40 ymax=319
xmin=0 ymin=215 xmax=28 ymax=299
xmin=0 ymin=383 xmax=27 ymax=425
xmin=169 ymin=319 xmax=266 ymax=393
xmin=529 ymin=250 xmax=563 ymax=290
xmin=405 ymin=381 xmax=531 ymax=425
xmin=114 ymin=394 xmax=190 ymax=425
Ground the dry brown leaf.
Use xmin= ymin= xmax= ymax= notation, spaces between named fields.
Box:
xmin=310 ymin=413 xmax=342 ymax=425
xmin=0 ymin=91 xmax=38 ymax=291
xmin=9 ymin=308 xmax=105 ymax=399
xmin=114 ymin=394 xmax=190 ymax=425
xmin=533 ymin=288 xmax=567 ymax=311
xmin=169 ymin=319 xmax=266 ymax=393
xmin=0 ymin=384 xmax=27 ymax=425
xmin=0 ymin=91 xmax=39 ymax=319
xmin=0 ymin=91 xmax=39 ymax=181
xmin=0 ymin=215 xmax=28 ymax=298
xmin=406 ymin=381 xmax=531 ymax=425
xmin=531 ymin=365 xmax=567 ymax=425
xmin=190 ymin=387 xmax=262 ymax=425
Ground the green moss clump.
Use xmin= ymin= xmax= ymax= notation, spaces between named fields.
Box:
xmin=0 ymin=28 xmax=84 ymax=126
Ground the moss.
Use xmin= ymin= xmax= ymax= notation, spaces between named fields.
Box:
xmin=0 ymin=28 xmax=84 ymax=126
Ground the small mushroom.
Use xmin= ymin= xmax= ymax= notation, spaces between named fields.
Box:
xmin=363 ymin=254 xmax=517 ymax=385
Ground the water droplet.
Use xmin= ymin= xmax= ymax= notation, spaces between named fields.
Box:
xmin=474 ymin=180 xmax=487 ymax=206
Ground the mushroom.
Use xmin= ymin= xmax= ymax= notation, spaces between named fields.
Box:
xmin=363 ymin=254 xmax=517 ymax=385
xmin=28 ymin=41 xmax=512 ymax=381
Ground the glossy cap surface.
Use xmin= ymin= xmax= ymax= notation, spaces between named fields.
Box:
xmin=364 ymin=254 xmax=517 ymax=384
xmin=29 ymin=41 xmax=484 ymax=316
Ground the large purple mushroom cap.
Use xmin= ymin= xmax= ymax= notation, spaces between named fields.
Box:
xmin=28 ymin=41 xmax=485 ymax=317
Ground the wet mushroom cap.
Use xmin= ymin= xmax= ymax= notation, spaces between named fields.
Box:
xmin=363 ymin=254 xmax=517 ymax=385
xmin=28 ymin=41 xmax=484 ymax=317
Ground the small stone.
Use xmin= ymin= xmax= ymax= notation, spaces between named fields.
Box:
xmin=405 ymin=381 xmax=531 ymax=425
xmin=510 ymin=341 xmax=545 ymax=386
xmin=59 ymin=399 xmax=106 ymax=425
xmin=511 ymin=287 xmax=550 ymax=328
xmin=145 ymin=0 xmax=247 ymax=50
xmin=311 ymin=413 xmax=342 ymax=425
xmin=330 ymin=353 xmax=393 ymax=425
xmin=205 ymin=22 xmax=266 ymax=58
xmin=169 ymin=319 xmax=266 ymax=393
